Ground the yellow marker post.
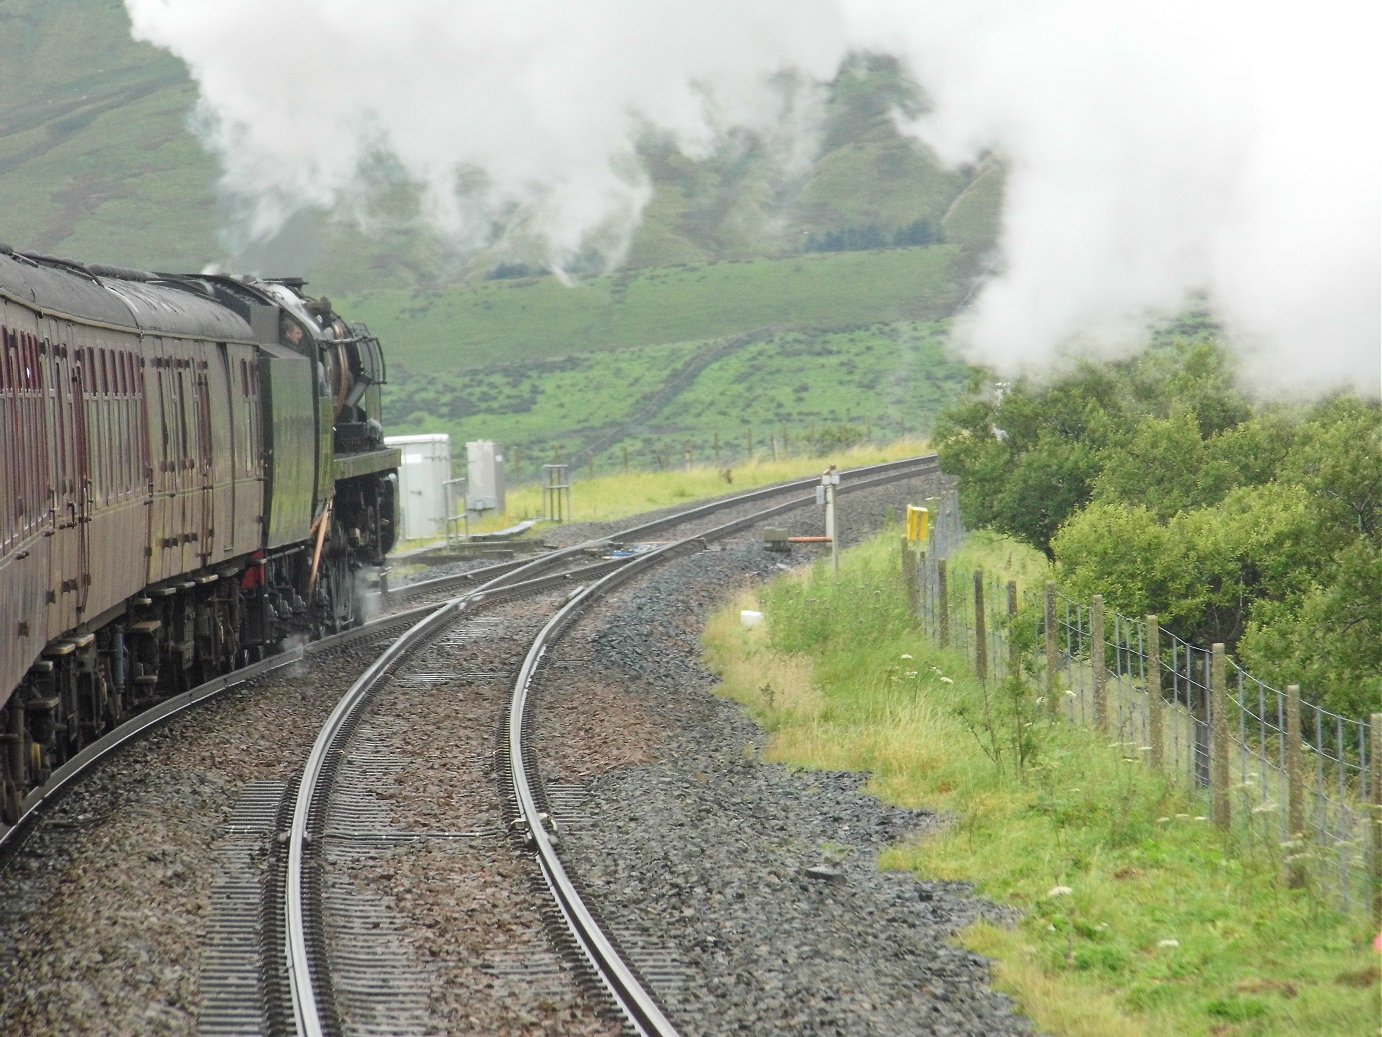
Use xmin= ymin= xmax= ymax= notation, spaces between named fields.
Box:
xmin=906 ymin=505 xmax=929 ymax=544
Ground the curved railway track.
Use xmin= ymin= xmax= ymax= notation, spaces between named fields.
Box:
xmin=0 ymin=456 xmax=1038 ymax=1037
xmin=287 ymin=456 xmax=940 ymax=1035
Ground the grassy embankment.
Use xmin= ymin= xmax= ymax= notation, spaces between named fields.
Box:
xmin=703 ymin=531 xmax=1380 ymax=1037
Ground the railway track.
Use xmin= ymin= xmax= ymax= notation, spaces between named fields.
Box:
xmin=287 ymin=456 xmax=942 ymax=1034
xmin=0 ymin=456 xmax=1035 ymax=1037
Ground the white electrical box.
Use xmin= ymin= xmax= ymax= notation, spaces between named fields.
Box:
xmin=385 ymin=434 xmax=452 ymax=541
xmin=466 ymin=440 xmax=505 ymax=517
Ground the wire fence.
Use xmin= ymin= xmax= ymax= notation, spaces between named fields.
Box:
xmin=903 ymin=491 xmax=1381 ymax=918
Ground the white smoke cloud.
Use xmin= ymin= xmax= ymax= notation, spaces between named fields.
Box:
xmin=124 ymin=0 xmax=1380 ymax=395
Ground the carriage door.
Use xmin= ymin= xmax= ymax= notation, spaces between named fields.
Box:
xmin=46 ymin=339 xmax=90 ymax=631
xmin=71 ymin=348 xmax=91 ymax=617
xmin=194 ymin=360 xmax=214 ymax=565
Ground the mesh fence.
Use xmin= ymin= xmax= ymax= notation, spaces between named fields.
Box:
xmin=905 ymin=490 xmax=1379 ymax=917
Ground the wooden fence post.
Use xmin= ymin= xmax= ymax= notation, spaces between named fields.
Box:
xmin=1370 ymin=713 xmax=1382 ymax=915
xmin=1045 ymin=583 xmax=1059 ymax=715
xmin=1007 ymin=580 xmax=1020 ymax=680
xmin=1092 ymin=595 xmax=1107 ymax=732
xmin=937 ymin=560 xmax=950 ymax=649
xmin=974 ymin=571 xmax=987 ymax=685
xmin=901 ymin=540 xmax=919 ymax=617
xmin=1285 ymin=685 xmax=1305 ymax=889
xmin=1211 ymin=643 xmax=1231 ymax=829
xmin=1146 ymin=615 xmax=1163 ymax=769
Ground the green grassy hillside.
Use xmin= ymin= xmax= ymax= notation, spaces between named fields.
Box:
xmin=346 ymin=245 xmax=972 ymax=477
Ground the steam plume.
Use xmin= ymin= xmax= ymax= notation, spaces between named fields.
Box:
xmin=124 ymin=0 xmax=1380 ymax=395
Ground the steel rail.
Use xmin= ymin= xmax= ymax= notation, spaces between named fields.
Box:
xmin=504 ymin=454 xmax=941 ymax=1036
xmin=282 ymin=540 xmax=649 ymax=1035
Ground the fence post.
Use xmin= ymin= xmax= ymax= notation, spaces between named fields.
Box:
xmin=1285 ymin=685 xmax=1305 ymax=889
xmin=1211 ymin=643 xmax=1231 ymax=829
xmin=937 ymin=560 xmax=949 ymax=649
xmin=1007 ymin=580 xmax=1020 ymax=680
xmin=901 ymin=539 xmax=919 ymax=617
xmin=1145 ymin=616 xmax=1163 ymax=769
xmin=1092 ymin=595 xmax=1107 ymax=732
xmin=1045 ymin=583 xmax=1059 ymax=715
xmin=974 ymin=571 xmax=988 ymax=685
xmin=1370 ymin=713 xmax=1382 ymax=916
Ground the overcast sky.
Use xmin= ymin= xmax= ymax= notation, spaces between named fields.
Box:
xmin=124 ymin=0 xmax=1380 ymax=397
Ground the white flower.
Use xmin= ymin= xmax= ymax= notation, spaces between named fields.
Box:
xmin=901 ymin=653 xmax=913 ymax=660
xmin=939 ymin=676 xmax=954 ymax=685
xmin=1157 ymin=939 xmax=1180 ymax=949
xmin=1048 ymin=885 xmax=1073 ymax=898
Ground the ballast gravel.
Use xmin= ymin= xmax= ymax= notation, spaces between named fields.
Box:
xmin=531 ymin=474 xmax=1035 ymax=1036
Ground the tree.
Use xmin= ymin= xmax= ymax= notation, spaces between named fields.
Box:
xmin=1054 ymin=484 xmax=1324 ymax=651
xmin=934 ymin=362 xmax=1129 ymax=558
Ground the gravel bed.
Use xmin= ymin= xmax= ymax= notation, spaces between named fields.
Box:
xmin=0 ymin=647 xmax=375 ymax=1036
xmin=532 ymin=473 xmax=1036 ymax=1036
xmin=317 ymin=597 xmax=619 ymax=1036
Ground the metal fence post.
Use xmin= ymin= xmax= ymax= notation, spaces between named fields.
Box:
xmin=1146 ymin=615 xmax=1163 ymax=769
xmin=1211 ymin=643 xmax=1231 ymax=829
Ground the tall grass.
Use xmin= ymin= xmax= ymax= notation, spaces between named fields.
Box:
xmin=703 ymin=533 xmax=1380 ymax=1037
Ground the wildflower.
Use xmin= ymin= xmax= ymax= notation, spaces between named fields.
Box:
xmin=901 ymin=653 xmax=913 ymax=660
xmin=939 ymin=676 xmax=954 ymax=685
xmin=1048 ymin=885 xmax=1073 ymax=898
xmin=904 ymin=671 xmax=919 ymax=679
xmin=1157 ymin=939 xmax=1180 ymax=949
xmin=1157 ymin=817 xmax=1170 ymax=823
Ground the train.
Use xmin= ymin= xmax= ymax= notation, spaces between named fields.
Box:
xmin=0 ymin=246 xmax=400 ymax=821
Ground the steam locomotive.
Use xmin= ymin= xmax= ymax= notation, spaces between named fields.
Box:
xmin=0 ymin=246 xmax=400 ymax=820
